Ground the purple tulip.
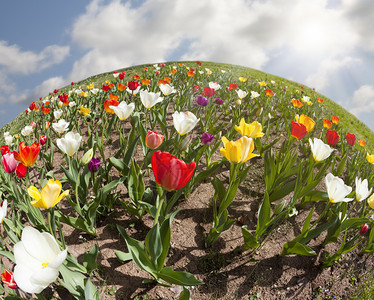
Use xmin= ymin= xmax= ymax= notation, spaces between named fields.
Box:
xmin=201 ymin=132 xmax=214 ymax=145
xmin=88 ymin=157 xmax=101 ymax=172
xmin=214 ymin=98 xmax=224 ymax=105
xmin=197 ymin=96 xmax=209 ymax=106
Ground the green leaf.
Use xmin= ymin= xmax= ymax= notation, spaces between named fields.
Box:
xmin=84 ymin=278 xmax=100 ymax=300
xmin=281 ymin=241 xmax=317 ymax=256
xmin=303 ymin=190 xmax=329 ymax=203
xmin=115 ymin=250 xmax=132 ymax=262
xmin=156 ymin=267 xmax=203 ymax=286
xmin=55 ymin=212 xmax=96 ymax=236
xmin=179 ymin=287 xmax=191 ymax=300
xmin=145 ymin=223 xmax=163 ymax=272
xmin=256 ymin=192 xmax=271 ymax=237
xmin=83 ymin=244 xmax=99 ymax=274
xmin=341 ymin=217 xmax=369 ymax=232
xmin=241 ymin=226 xmax=260 ymax=250
xmin=123 ymin=136 xmax=140 ymax=167
xmin=109 ymin=157 xmax=127 ymax=173
xmin=0 ymin=250 xmax=14 ymax=263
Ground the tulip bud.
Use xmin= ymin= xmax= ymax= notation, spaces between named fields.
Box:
xmin=45 ymin=121 xmax=50 ymax=130
xmin=235 ymin=99 xmax=241 ymax=106
xmin=81 ymin=148 xmax=94 ymax=165
xmin=39 ymin=135 xmax=47 ymax=146
xmin=145 ymin=131 xmax=164 ymax=149
xmin=30 ymin=122 xmax=37 ymax=129
xmin=88 ymin=157 xmax=101 ymax=172
xmin=16 ymin=163 xmax=27 ymax=178
xmin=360 ymin=224 xmax=369 ymax=235
xmin=256 ymin=107 xmax=263 ymax=116
xmin=179 ymin=134 xmax=193 ymax=151
xmin=58 ymin=101 xmax=63 ymax=108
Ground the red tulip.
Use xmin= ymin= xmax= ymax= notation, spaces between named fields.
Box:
xmin=196 ymin=61 xmax=202 ymax=66
xmin=145 ymin=131 xmax=164 ymax=149
xmin=1 ymin=152 xmax=17 ymax=173
xmin=331 ymin=116 xmax=339 ymax=125
xmin=127 ymin=80 xmax=141 ymax=91
xmin=16 ymin=163 xmax=27 ymax=178
xmin=326 ymin=130 xmax=339 ymax=147
xmin=290 ymin=121 xmax=307 ymax=140
xmin=346 ymin=133 xmax=356 ymax=146
xmin=202 ymin=87 xmax=216 ymax=97
xmin=266 ymin=89 xmax=274 ymax=97
xmin=40 ymin=135 xmax=47 ymax=146
xmin=151 ymin=151 xmax=196 ymax=191
xmin=360 ymin=224 xmax=369 ymax=235
xmin=1 ymin=145 xmax=10 ymax=156
xmin=1 ymin=270 xmax=17 ymax=289
xmin=14 ymin=142 xmax=40 ymax=167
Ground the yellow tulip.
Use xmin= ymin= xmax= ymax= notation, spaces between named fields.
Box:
xmin=239 ymin=77 xmax=247 ymax=82
xmin=258 ymin=81 xmax=266 ymax=86
xmin=367 ymin=153 xmax=374 ymax=164
xmin=28 ymin=179 xmax=69 ymax=209
xmin=79 ymin=106 xmax=90 ymax=116
xmin=295 ymin=114 xmax=315 ymax=132
xmin=235 ymin=118 xmax=264 ymax=138
xmin=368 ymin=194 xmax=374 ymax=209
xmin=220 ymin=136 xmax=259 ymax=164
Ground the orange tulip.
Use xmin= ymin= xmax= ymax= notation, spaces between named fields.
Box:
xmin=331 ymin=116 xmax=339 ymax=125
xmin=108 ymin=93 xmax=119 ymax=101
xmin=170 ymin=69 xmax=177 ymax=75
xmin=104 ymin=99 xmax=119 ymax=114
xmin=142 ymin=78 xmax=151 ymax=86
xmin=14 ymin=142 xmax=40 ymax=167
xmin=295 ymin=114 xmax=315 ymax=132
xmin=359 ymin=139 xmax=366 ymax=147
xmin=41 ymin=107 xmax=50 ymax=115
xmin=134 ymin=74 xmax=140 ymax=80
xmin=266 ymin=89 xmax=274 ymax=97
xmin=291 ymin=98 xmax=303 ymax=108
xmin=317 ymin=97 xmax=323 ymax=103
xmin=187 ymin=71 xmax=195 ymax=77
xmin=323 ymin=119 xmax=332 ymax=129
xmin=117 ymin=83 xmax=127 ymax=91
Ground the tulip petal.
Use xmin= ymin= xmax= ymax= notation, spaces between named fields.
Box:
xmin=14 ymin=264 xmax=45 ymax=294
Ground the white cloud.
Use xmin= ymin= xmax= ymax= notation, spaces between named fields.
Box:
xmin=0 ymin=41 xmax=70 ymax=75
xmin=305 ymin=56 xmax=360 ymax=90
xmin=351 ymin=85 xmax=374 ymax=115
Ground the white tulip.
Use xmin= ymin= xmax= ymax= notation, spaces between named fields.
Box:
xmin=126 ymin=86 xmax=141 ymax=95
xmin=0 ymin=200 xmax=7 ymax=223
xmin=68 ymin=101 xmax=76 ymax=107
xmin=159 ymin=84 xmax=176 ymax=96
xmin=251 ymin=91 xmax=260 ymax=99
xmin=355 ymin=177 xmax=372 ymax=202
xmin=236 ymin=89 xmax=248 ymax=99
xmin=325 ymin=173 xmax=353 ymax=203
xmin=21 ymin=126 xmax=33 ymax=137
xmin=13 ymin=226 xmax=67 ymax=294
xmin=52 ymin=119 xmax=70 ymax=134
xmin=4 ymin=134 xmax=13 ymax=146
xmin=139 ymin=90 xmax=163 ymax=109
xmin=172 ymin=111 xmax=199 ymax=136
xmin=53 ymin=109 xmax=63 ymax=120
xmin=209 ymin=81 xmax=221 ymax=90
xmin=309 ymin=138 xmax=334 ymax=162
xmin=57 ymin=131 xmax=82 ymax=156
xmin=109 ymin=102 xmax=135 ymax=121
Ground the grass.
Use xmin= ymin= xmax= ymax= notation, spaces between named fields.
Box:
xmin=1 ymin=61 xmax=373 ymax=152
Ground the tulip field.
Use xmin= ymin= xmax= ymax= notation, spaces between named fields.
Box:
xmin=1 ymin=61 xmax=374 ymax=299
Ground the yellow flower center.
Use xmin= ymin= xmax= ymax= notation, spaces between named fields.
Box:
xmin=42 ymin=262 xmax=49 ymax=268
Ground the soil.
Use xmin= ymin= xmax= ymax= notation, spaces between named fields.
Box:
xmin=5 ymin=107 xmax=374 ymax=300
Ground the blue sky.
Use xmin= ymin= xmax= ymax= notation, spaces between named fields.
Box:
xmin=1 ymin=0 xmax=374 ymax=130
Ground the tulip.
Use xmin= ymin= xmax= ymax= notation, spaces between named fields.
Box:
xmin=368 ymin=194 xmax=374 ymax=209
xmin=325 ymin=173 xmax=353 ymax=203
xmin=201 ymin=132 xmax=214 ymax=145
xmin=209 ymin=82 xmax=221 ymax=90
xmin=214 ymin=98 xmax=224 ymax=105
xmin=235 ymin=118 xmax=264 ymax=138
xmin=359 ymin=139 xmax=366 ymax=147
xmin=295 ymin=114 xmax=315 ymax=132
xmin=21 ymin=125 xmax=33 ymax=137
xmin=14 ymin=142 xmax=40 ymax=167
xmin=57 ymin=132 xmax=82 ymax=157
xmin=78 ymin=105 xmax=90 ymax=116
xmin=45 ymin=121 xmax=50 ymax=130
xmin=30 ymin=122 xmax=37 ymax=129
xmin=104 ymin=99 xmax=119 ymax=114
xmin=236 ymin=89 xmax=248 ymax=99
xmin=291 ymin=98 xmax=303 ymax=108
xmin=1 ymin=151 xmax=17 ymax=173
xmin=346 ymin=133 xmax=356 ymax=146
xmin=265 ymin=89 xmax=274 ymax=97
xmin=326 ymin=130 xmax=339 ymax=147
xmin=28 ymin=179 xmax=69 ymax=209
xmin=13 ymin=226 xmax=67 ymax=294
xmin=145 ymin=131 xmax=164 ymax=149
xmin=220 ymin=136 xmax=259 ymax=164
xmin=16 ymin=163 xmax=27 ymax=178
xmin=317 ymin=97 xmax=323 ymax=103
xmin=196 ymin=96 xmax=209 ymax=106
xmin=151 ymin=151 xmax=196 ymax=191
xmin=127 ymin=80 xmax=141 ymax=91
xmin=52 ymin=119 xmax=70 ymax=134
xmin=40 ymin=135 xmax=47 ymax=146
xmin=248 ymin=92 xmax=259 ymax=100
xmin=239 ymin=77 xmax=248 ymax=82
xmin=0 ymin=200 xmax=7 ymax=223
xmin=159 ymin=84 xmax=176 ymax=96
xmin=202 ymin=87 xmax=215 ymax=97
xmin=172 ymin=111 xmax=199 ymax=136
xmin=309 ymin=138 xmax=333 ymax=162
xmin=355 ymin=177 xmax=372 ymax=202
xmin=323 ymin=119 xmax=332 ymax=129
xmin=140 ymin=90 xmax=164 ymax=109
xmin=4 ymin=134 xmax=13 ymax=146
xmin=1 ymin=145 xmax=10 ymax=155
xmin=142 ymin=78 xmax=151 ymax=86
xmin=360 ymin=224 xmax=369 ymax=235
xmin=1 ymin=269 xmax=17 ymax=289
xmin=229 ymin=83 xmax=237 ymax=90
xmin=88 ymin=157 xmax=101 ymax=172
xmin=291 ymin=121 xmax=307 ymax=140
xmin=331 ymin=116 xmax=339 ymax=124
xmin=109 ymin=102 xmax=135 ymax=121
